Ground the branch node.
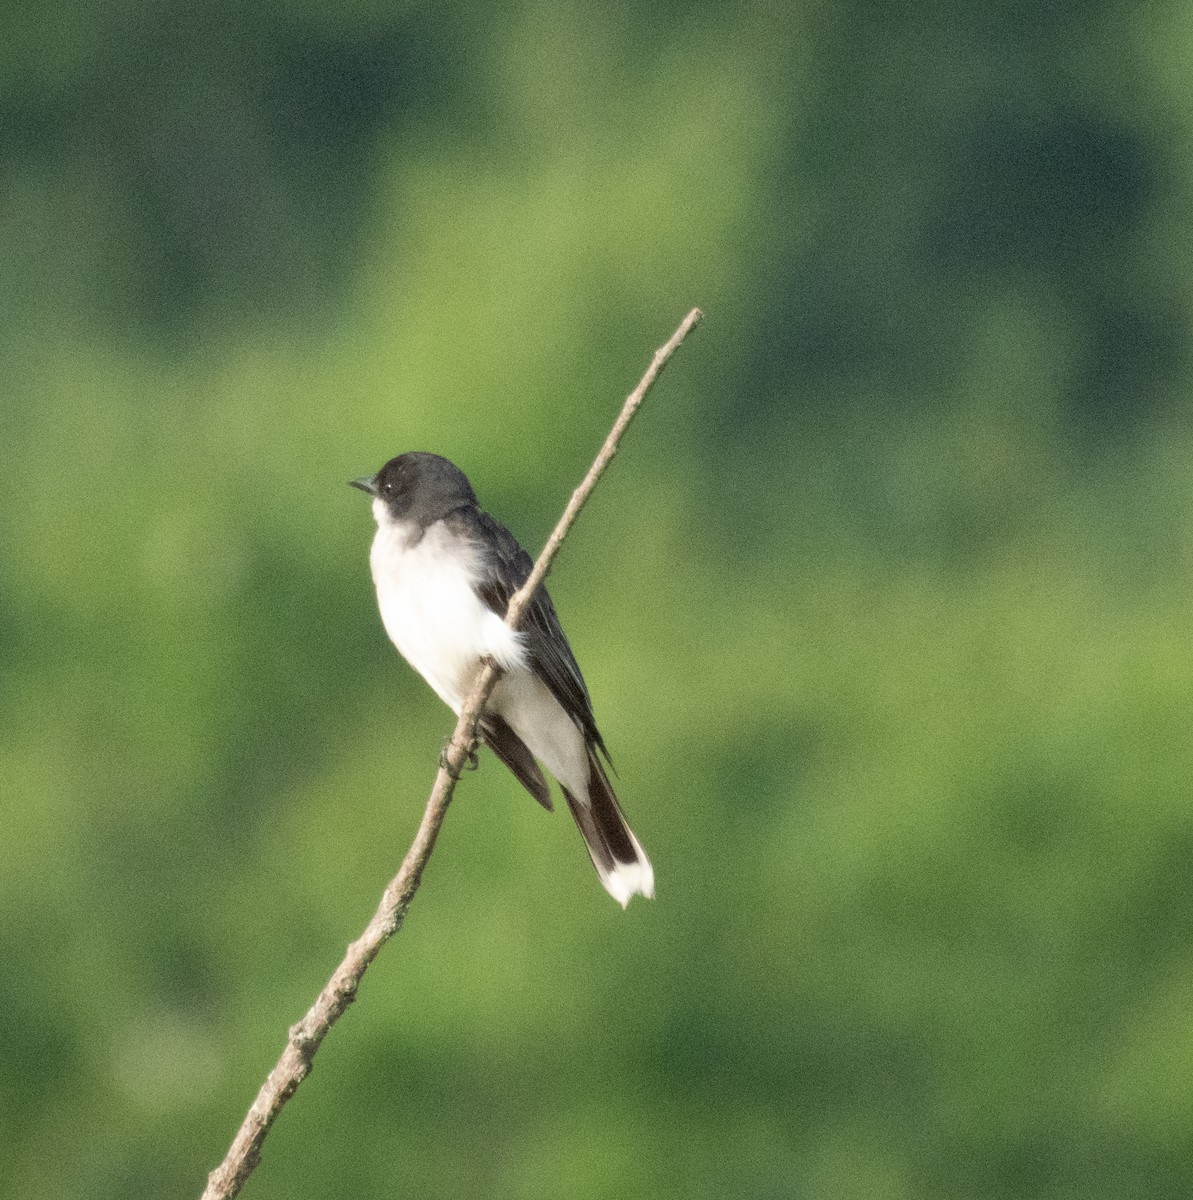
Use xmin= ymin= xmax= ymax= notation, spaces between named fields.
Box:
xmin=288 ymin=1022 xmax=316 ymax=1055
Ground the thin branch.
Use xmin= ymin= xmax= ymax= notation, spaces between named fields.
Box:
xmin=201 ymin=307 xmax=702 ymax=1200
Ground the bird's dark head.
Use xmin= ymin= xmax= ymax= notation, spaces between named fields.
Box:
xmin=350 ymin=452 xmax=477 ymax=528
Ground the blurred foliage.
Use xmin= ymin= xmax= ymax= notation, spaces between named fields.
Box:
xmin=4 ymin=1 xmax=1193 ymax=1197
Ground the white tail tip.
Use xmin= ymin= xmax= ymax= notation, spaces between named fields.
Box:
xmin=599 ymin=855 xmax=655 ymax=909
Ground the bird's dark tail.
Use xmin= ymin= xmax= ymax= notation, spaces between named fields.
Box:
xmin=562 ymin=749 xmax=654 ymax=908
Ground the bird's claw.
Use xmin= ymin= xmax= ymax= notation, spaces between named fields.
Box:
xmin=439 ymin=740 xmax=480 ymax=774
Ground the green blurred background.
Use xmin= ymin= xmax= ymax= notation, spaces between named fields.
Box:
xmin=4 ymin=1 xmax=1193 ymax=1196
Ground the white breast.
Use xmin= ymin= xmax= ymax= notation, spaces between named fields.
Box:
xmin=369 ymin=504 xmax=527 ymax=712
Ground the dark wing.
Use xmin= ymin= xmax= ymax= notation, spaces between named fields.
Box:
xmin=457 ymin=506 xmax=610 ymax=761
xmin=482 ymin=713 xmax=553 ymax=810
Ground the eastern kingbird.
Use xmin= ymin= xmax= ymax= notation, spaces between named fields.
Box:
xmin=351 ymin=451 xmax=654 ymax=907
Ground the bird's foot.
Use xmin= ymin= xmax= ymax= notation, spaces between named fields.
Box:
xmin=439 ymin=739 xmax=480 ymax=774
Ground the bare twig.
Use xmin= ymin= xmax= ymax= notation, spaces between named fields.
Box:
xmin=201 ymin=307 xmax=702 ymax=1200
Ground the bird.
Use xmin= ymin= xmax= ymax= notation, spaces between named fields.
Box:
xmin=350 ymin=451 xmax=654 ymax=907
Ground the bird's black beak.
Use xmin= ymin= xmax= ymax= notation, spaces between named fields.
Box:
xmin=349 ymin=474 xmax=378 ymax=497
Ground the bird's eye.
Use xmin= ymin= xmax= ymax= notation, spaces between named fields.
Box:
xmin=383 ymin=480 xmax=396 ymax=495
